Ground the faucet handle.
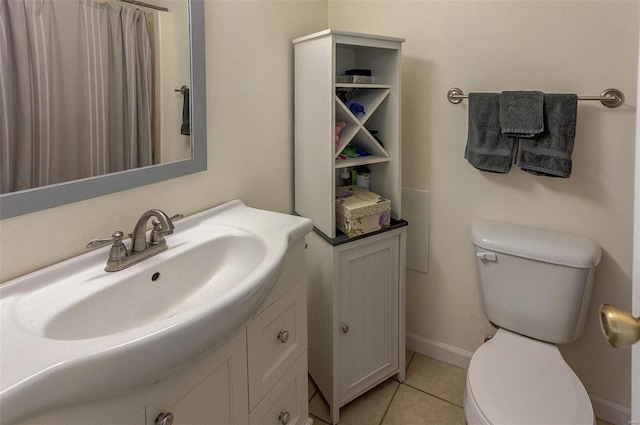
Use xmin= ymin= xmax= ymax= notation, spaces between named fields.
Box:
xmin=161 ymin=214 xmax=184 ymax=237
xmin=150 ymin=219 xmax=167 ymax=245
xmin=86 ymin=231 xmax=125 ymax=250
xmin=149 ymin=214 xmax=183 ymax=245
xmin=170 ymin=214 xmax=184 ymax=222
xmin=87 ymin=231 xmax=128 ymax=263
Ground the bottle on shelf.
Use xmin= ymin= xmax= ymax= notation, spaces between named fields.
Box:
xmin=340 ymin=168 xmax=352 ymax=187
xmin=355 ymin=165 xmax=371 ymax=191
xmin=337 ymin=88 xmax=356 ymax=102
xmin=344 ymin=100 xmax=365 ymax=116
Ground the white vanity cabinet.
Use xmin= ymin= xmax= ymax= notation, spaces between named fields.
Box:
xmin=146 ymin=278 xmax=309 ymax=425
xmin=20 ymin=240 xmax=311 ymax=425
xmin=293 ymin=30 xmax=407 ymax=425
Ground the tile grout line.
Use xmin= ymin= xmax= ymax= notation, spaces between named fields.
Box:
xmin=402 ymin=352 xmax=466 ymax=410
xmin=401 ymin=381 xmax=465 ymax=409
xmin=377 ymin=353 xmax=417 ymax=425
xmin=309 ymin=412 xmax=331 ymax=425
xmin=309 ymin=385 xmax=318 ymax=403
xmin=378 ymin=380 xmax=402 ymax=425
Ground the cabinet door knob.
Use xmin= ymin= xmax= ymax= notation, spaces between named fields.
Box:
xmin=155 ymin=412 xmax=174 ymax=425
xmin=279 ymin=411 xmax=291 ymax=424
xmin=277 ymin=330 xmax=289 ymax=343
xmin=341 ymin=324 xmax=350 ymax=334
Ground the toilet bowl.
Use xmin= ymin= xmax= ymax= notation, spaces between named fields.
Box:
xmin=466 ymin=220 xmax=601 ymax=425
xmin=465 ymin=329 xmax=594 ymax=425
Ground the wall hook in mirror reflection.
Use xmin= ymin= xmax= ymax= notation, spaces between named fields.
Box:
xmin=174 ymin=85 xmax=188 ymax=95
xmin=121 ymin=0 xmax=169 ymax=12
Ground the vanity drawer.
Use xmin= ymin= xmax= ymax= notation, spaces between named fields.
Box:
xmin=247 ymin=279 xmax=307 ymax=410
xmin=249 ymin=354 xmax=309 ymax=425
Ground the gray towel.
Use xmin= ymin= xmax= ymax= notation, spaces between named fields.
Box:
xmin=180 ymin=88 xmax=190 ymax=136
xmin=515 ymin=94 xmax=578 ymax=178
xmin=465 ymin=93 xmax=516 ymax=173
xmin=500 ymin=91 xmax=544 ymax=137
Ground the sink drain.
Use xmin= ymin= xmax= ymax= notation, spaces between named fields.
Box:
xmin=151 ymin=272 xmax=161 ymax=281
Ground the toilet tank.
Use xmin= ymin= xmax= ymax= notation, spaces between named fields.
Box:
xmin=471 ymin=220 xmax=602 ymax=344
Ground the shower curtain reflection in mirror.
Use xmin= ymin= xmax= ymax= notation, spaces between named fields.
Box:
xmin=0 ymin=0 xmax=153 ymax=194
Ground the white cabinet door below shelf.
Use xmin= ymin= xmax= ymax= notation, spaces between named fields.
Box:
xmin=337 ymin=234 xmax=400 ymax=404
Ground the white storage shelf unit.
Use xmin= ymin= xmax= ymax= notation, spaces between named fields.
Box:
xmin=294 ymin=30 xmax=404 ymax=239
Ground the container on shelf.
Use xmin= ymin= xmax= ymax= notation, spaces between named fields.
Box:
xmin=335 ymin=185 xmax=390 ymax=237
xmin=355 ymin=166 xmax=371 ymax=190
xmin=337 ymin=75 xmax=372 ymax=84
xmin=337 ymin=68 xmax=372 ymax=84
xmin=340 ymin=168 xmax=352 ymax=186
xmin=336 ymin=88 xmax=356 ymax=102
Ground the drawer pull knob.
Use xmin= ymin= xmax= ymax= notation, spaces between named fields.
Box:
xmin=341 ymin=324 xmax=350 ymax=334
xmin=277 ymin=330 xmax=289 ymax=343
xmin=155 ymin=412 xmax=174 ymax=425
xmin=279 ymin=411 xmax=291 ymax=424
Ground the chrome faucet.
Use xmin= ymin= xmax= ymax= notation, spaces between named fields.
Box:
xmin=87 ymin=209 xmax=183 ymax=272
xmin=131 ymin=209 xmax=177 ymax=252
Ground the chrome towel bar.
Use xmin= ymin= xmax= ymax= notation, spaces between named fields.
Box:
xmin=447 ymin=87 xmax=625 ymax=108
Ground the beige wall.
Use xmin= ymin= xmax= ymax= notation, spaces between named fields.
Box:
xmin=328 ymin=0 xmax=638 ymax=410
xmin=1 ymin=0 xmax=637 ymax=415
xmin=0 ymin=0 xmax=327 ymax=282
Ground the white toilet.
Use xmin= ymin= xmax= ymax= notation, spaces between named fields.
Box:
xmin=465 ymin=220 xmax=602 ymax=425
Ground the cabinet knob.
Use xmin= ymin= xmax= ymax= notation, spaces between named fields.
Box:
xmin=341 ymin=324 xmax=350 ymax=334
xmin=277 ymin=330 xmax=289 ymax=343
xmin=155 ymin=412 xmax=174 ymax=425
xmin=279 ymin=411 xmax=291 ymax=424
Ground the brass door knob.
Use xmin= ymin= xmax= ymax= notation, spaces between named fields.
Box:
xmin=599 ymin=304 xmax=640 ymax=348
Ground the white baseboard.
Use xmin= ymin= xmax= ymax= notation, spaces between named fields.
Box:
xmin=590 ymin=393 xmax=631 ymax=425
xmin=406 ymin=332 xmax=473 ymax=370
xmin=406 ymin=333 xmax=631 ymax=425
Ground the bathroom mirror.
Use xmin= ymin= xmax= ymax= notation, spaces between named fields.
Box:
xmin=0 ymin=0 xmax=206 ymax=220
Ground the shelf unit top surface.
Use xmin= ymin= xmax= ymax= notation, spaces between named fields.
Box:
xmin=293 ymin=29 xmax=405 ymax=45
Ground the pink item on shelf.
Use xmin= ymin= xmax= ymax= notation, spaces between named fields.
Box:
xmin=335 ymin=122 xmax=347 ymax=152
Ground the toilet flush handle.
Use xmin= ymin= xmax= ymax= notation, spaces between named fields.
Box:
xmin=477 ymin=251 xmax=497 ymax=261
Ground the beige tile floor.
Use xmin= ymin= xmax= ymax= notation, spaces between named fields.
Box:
xmin=308 ymin=351 xmax=615 ymax=425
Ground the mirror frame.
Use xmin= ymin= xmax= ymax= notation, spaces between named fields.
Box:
xmin=0 ymin=0 xmax=207 ymax=220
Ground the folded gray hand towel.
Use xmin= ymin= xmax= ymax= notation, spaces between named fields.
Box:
xmin=180 ymin=88 xmax=190 ymax=136
xmin=515 ymin=94 xmax=578 ymax=178
xmin=465 ymin=93 xmax=516 ymax=173
xmin=500 ymin=91 xmax=544 ymax=137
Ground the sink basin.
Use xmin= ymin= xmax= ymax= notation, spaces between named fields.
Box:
xmin=0 ymin=200 xmax=312 ymax=423
xmin=22 ymin=232 xmax=266 ymax=341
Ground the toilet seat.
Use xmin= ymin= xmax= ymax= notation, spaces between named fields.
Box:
xmin=465 ymin=329 xmax=594 ymax=425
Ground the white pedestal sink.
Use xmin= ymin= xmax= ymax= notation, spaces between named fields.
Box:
xmin=0 ymin=200 xmax=312 ymax=423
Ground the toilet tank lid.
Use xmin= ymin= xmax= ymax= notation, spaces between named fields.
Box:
xmin=471 ymin=221 xmax=602 ymax=268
